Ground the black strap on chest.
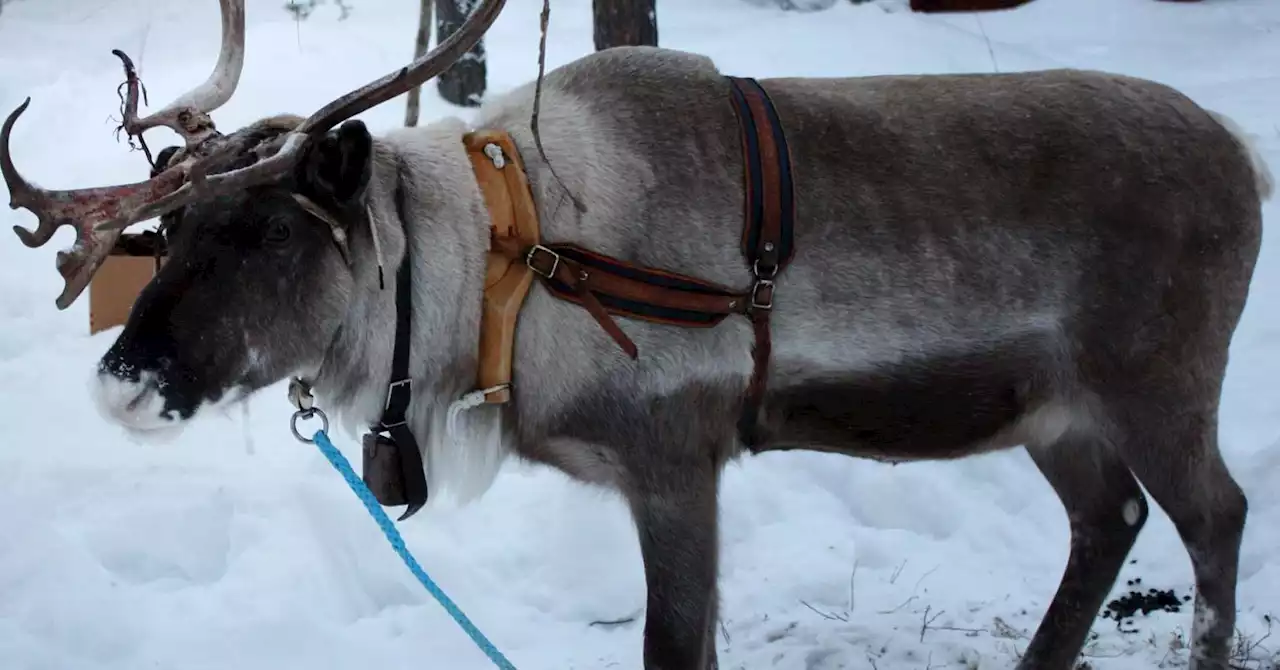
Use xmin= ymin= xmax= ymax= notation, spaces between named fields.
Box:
xmin=363 ymin=205 xmax=429 ymax=521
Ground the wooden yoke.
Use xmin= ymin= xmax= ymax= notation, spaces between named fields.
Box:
xmin=464 ymin=130 xmax=542 ymax=405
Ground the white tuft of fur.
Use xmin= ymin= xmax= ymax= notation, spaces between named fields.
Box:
xmin=1209 ymin=110 xmax=1275 ymax=201
xmin=90 ymin=368 xmax=185 ymax=445
xmin=421 ymin=398 xmax=512 ymax=505
xmin=321 ymin=384 xmax=513 ymax=508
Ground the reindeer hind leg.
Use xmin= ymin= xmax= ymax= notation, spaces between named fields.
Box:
xmin=1017 ymin=426 xmax=1149 ymax=670
xmin=1103 ymin=392 xmax=1246 ymax=670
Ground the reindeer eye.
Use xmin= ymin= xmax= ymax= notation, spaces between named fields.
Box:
xmin=264 ymin=220 xmax=291 ymax=245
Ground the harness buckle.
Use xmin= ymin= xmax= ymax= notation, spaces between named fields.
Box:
xmin=526 ymin=244 xmax=561 ymax=280
xmin=379 ymin=378 xmax=412 ymax=429
xmin=750 ymin=260 xmax=778 ymax=311
xmin=750 ymin=277 xmax=775 ymax=311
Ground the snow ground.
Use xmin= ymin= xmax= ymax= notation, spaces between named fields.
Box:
xmin=0 ymin=0 xmax=1277 ymax=668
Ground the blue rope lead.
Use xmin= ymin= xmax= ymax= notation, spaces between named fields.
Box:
xmin=310 ymin=428 xmax=517 ymax=670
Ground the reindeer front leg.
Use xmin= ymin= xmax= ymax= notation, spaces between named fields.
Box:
xmin=626 ymin=463 xmax=722 ymax=670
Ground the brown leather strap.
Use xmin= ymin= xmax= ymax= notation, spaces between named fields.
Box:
xmin=728 ymin=77 xmax=796 ymax=275
xmin=526 ymin=243 xmax=641 ymax=359
xmin=727 ymin=76 xmax=796 ymax=448
xmin=490 ymin=234 xmax=756 ymax=359
xmin=470 ymin=76 xmax=797 ymax=452
xmin=536 ymin=243 xmax=748 ymax=320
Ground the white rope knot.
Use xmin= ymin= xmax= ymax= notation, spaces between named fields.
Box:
xmin=483 ymin=143 xmax=506 ymax=169
xmin=445 ymin=384 xmax=510 ymax=444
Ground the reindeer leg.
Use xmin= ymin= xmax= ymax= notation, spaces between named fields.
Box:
xmin=1105 ymin=398 xmax=1246 ymax=670
xmin=704 ymin=581 xmax=721 ymax=670
xmin=1018 ymin=432 xmax=1149 ymax=670
xmin=627 ymin=467 xmax=721 ymax=670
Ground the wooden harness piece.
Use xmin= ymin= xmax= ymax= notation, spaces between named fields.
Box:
xmin=464 ymin=130 xmax=543 ymax=405
xmin=467 ymin=75 xmax=795 ymax=447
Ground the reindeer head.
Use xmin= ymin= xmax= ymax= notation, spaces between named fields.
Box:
xmin=1 ymin=0 xmax=508 ymax=438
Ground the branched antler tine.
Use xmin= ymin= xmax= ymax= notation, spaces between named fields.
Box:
xmin=92 ymin=133 xmax=310 ymax=233
xmin=2 ymin=97 xmax=190 ymax=309
xmin=297 ymin=0 xmax=508 ymax=136
xmin=116 ymin=0 xmax=246 ymax=145
xmin=158 ymin=0 xmax=246 ymax=116
xmin=2 ymin=98 xmax=44 ymax=244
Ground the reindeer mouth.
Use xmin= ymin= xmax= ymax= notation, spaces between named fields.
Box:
xmin=90 ymin=368 xmax=186 ymax=444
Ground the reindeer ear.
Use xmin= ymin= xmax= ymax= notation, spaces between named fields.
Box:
xmin=297 ymin=119 xmax=373 ymax=208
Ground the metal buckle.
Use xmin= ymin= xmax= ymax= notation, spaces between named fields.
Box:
xmin=750 ymin=260 xmax=778 ymax=311
xmin=384 ymin=378 xmax=412 ymax=412
xmin=753 ymin=259 xmax=778 ymax=280
xmin=525 ymin=244 xmax=561 ymax=279
xmin=750 ymin=277 xmax=775 ymax=311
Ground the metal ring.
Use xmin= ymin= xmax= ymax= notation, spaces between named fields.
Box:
xmin=290 ymin=407 xmax=329 ymax=444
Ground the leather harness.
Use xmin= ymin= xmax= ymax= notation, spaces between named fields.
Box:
xmin=360 ymin=75 xmax=795 ymax=519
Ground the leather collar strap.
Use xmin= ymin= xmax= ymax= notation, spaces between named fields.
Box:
xmin=367 ymin=181 xmax=430 ymax=522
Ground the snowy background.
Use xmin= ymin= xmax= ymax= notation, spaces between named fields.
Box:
xmin=0 ymin=0 xmax=1277 ymax=668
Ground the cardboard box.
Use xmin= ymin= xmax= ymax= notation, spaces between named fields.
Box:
xmin=89 ymin=232 xmax=167 ymax=335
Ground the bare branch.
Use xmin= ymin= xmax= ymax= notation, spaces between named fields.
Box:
xmin=919 ymin=605 xmax=945 ymax=642
xmin=800 ymin=600 xmax=850 ymax=622
xmin=588 ymin=609 xmax=641 ymax=628
xmin=889 ymin=559 xmax=907 ymax=584
xmin=531 ymin=0 xmax=586 ymax=214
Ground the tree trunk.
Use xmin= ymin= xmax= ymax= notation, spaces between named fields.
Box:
xmin=404 ymin=0 xmax=433 ymax=126
xmin=593 ymin=0 xmax=657 ymax=52
xmin=434 ymin=0 xmax=487 ymax=108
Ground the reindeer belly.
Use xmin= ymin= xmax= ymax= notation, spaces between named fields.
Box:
xmin=756 ymin=329 xmax=1072 ymax=461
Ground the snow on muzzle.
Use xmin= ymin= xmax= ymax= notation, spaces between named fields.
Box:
xmin=91 ymin=348 xmax=209 ymax=443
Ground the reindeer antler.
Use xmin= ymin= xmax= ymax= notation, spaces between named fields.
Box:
xmin=115 ymin=0 xmax=246 ymax=154
xmin=3 ymin=0 xmax=246 ymax=310
xmin=3 ymin=0 xmax=508 ymax=310
xmin=3 ymin=99 xmax=192 ymax=309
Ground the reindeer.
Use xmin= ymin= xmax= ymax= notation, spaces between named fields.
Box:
xmin=2 ymin=0 xmax=1273 ymax=667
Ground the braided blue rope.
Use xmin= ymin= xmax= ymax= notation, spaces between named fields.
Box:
xmin=310 ymin=428 xmax=517 ymax=669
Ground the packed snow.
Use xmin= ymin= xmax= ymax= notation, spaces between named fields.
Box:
xmin=1 ymin=0 xmax=1277 ymax=668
